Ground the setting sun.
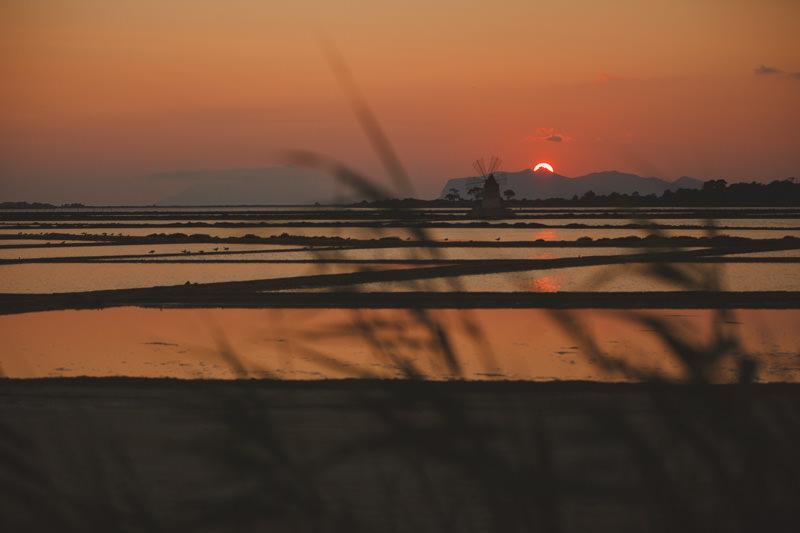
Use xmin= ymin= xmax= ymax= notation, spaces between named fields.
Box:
xmin=534 ymin=162 xmax=554 ymax=173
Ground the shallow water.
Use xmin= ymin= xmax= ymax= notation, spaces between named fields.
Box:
xmin=726 ymin=249 xmax=800 ymax=258
xmin=3 ymin=208 xmax=799 ymax=386
xmin=0 ymin=243 xmax=296 ymax=260
xmin=0 ymin=244 xmax=627 ymax=262
xmin=5 ymin=252 xmax=798 ymax=293
xmin=289 ymin=262 xmax=800 ymax=293
xmin=0 ymin=262 xmax=408 ymax=293
xmin=3 ymin=225 xmax=800 ymax=241
xmin=2 ymin=307 xmax=797 ymax=382
xmin=437 ymin=218 xmax=800 ymax=229
xmin=0 ymin=239 xmax=67 ymax=246
xmin=3 ymin=238 xmax=799 ymax=293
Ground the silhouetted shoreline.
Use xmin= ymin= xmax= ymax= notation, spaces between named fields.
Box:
xmin=2 ymin=290 xmax=800 ymax=315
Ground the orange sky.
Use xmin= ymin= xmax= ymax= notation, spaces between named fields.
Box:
xmin=2 ymin=0 xmax=799 ymax=203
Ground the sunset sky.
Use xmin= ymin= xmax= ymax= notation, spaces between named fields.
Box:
xmin=2 ymin=0 xmax=799 ymax=204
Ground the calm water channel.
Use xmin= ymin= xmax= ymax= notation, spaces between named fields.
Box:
xmin=2 ymin=207 xmax=798 ymax=381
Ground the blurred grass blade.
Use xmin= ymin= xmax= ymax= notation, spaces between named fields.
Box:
xmin=318 ymin=34 xmax=414 ymax=197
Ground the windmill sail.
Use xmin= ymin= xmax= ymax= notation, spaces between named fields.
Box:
xmin=471 ymin=157 xmax=507 ymax=186
xmin=473 ymin=156 xmax=502 ymax=178
xmin=468 ymin=156 xmax=514 ymax=219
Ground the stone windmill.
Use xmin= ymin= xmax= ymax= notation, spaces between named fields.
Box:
xmin=468 ymin=156 xmax=514 ymax=219
xmin=465 ymin=156 xmax=506 ymax=202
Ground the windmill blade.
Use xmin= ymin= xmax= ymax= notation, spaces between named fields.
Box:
xmin=472 ymin=159 xmax=487 ymax=177
xmin=487 ymin=156 xmax=502 ymax=174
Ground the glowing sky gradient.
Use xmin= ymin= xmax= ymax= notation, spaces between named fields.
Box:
xmin=2 ymin=0 xmax=799 ymax=204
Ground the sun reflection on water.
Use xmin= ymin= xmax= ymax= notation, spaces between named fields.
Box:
xmin=532 ymin=230 xmax=557 ymax=241
xmin=527 ymin=276 xmax=562 ymax=292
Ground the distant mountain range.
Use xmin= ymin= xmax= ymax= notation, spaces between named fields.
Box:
xmin=148 ymin=167 xmax=704 ymax=205
xmin=439 ymin=170 xmax=703 ymax=200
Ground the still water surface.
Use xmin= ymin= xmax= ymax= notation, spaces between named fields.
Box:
xmin=4 ymin=226 xmax=799 ymax=240
xmin=3 ymin=209 xmax=797 ymax=383
xmin=3 ymin=259 xmax=798 ymax=293
xmin=2 ymin=307 xmax=798 ymax=382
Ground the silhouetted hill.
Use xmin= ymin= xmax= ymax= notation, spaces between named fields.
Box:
xmin=439 ymin=169 xmax=703 ymax=200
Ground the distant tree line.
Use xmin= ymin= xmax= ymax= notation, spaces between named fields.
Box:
xmin=1 ymin=201 xmax=86 ymax=209
xmin=554 ymin=178 xmax=800 ymax=207
xmin=8 ymin=179 xmax=799 ymax=209
xmin=445 ymin=187 xmax=517 ymax=202
xmin=362 ymin=178 xmax=800 ymax=208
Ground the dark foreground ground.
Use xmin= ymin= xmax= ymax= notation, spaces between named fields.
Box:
xmin=2 ymin=378 xmax=800 ymax=532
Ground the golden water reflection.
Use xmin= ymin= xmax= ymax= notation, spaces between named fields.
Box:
xmin=2 ymin=307 xmax=798 ymax=382
xmin=526 ymin=276 xmax=562 ymax=292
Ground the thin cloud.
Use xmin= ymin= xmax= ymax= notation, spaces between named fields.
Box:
xmin=524 ymin=127 xmax=574 ymax=143
xmin=754 ymin=65 xmax=783 ymax=75
xmin=593 ymin=71 xmax=628 ymax=83
xmin=754 ymin=65 xmax=800 ymax=81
